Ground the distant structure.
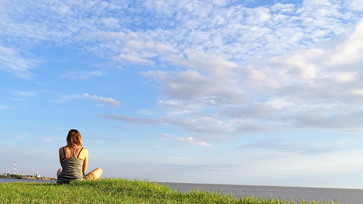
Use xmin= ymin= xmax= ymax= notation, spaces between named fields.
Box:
xmin=36 ymin=171 xmax=39 ymax=178
xmin=22 ymin=170 xmax=24 ymax=176
xmin=14 ymin=161 xmax=16 ymax=174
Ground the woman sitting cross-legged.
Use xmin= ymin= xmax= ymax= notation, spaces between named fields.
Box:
xmin=57 ymin=129 xmax=102 ymax=184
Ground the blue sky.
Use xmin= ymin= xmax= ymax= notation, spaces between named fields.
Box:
xmin=1 ymin=0 xmax=363 ymax=188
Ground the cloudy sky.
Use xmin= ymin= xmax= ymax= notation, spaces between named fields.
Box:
xmin=1 ymin=0 xmax=363 ymax=188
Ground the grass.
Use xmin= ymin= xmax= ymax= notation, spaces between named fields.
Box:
xmin=0 ymin=178 xmax=341 ymax=204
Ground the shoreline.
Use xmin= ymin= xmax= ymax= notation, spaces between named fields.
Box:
xmin=0 ymin=177 xmax=56 ymax=181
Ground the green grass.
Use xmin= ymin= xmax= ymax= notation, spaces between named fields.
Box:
xmin=0 ymin=178 xmax=340 ymax=204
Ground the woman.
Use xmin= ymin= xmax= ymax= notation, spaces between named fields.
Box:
xmin=57 ymin=129 xmax=102 ymax=184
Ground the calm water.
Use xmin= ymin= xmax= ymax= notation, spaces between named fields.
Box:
xmin=2 ymin=178 xmax=362 ymax=204
xmin=161 ymin=183 xmax=363 ymax=204
xmin=0 ymin=178 xmax=56 ymax=184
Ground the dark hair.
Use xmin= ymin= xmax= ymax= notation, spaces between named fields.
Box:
xmin=66 ymin=129 xmax=82 ymax=148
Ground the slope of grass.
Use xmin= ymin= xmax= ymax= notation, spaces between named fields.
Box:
xmin=0 ymin=178 xmax=340 ymax=203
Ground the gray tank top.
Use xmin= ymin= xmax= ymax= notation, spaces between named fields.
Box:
xmin=59 ymin=147 xmax=84 ymax=180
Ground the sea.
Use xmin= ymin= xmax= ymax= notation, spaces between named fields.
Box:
xmin=162 ymin=183 xmax=363 ymax=204
xmin=0 ymin=178 xmax=56 ymax=184
xmin=1 ymin=178 xmax=362 ymax=204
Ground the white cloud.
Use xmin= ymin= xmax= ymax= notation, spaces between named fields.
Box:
xmin=334 ymin=73 xmax=355 ymax=83
xmin=241 ymin=138 xmax=336 ymax=155
xmin=53 ymin=93 xmax=120 ymax=107
xmin=141 ymin=49 xmax=245 ymax=107
xmin=178 ymin=49 xmax=238 ymax=74
xmin=99 ymin=114 xmax=163 ymax=125
xmin=137 ymin=110 xmax=154 ymax=115
xmin=15 ymin=91 xmax=36 ymax=97
xmin=291 ymin=109 xmax=363 ymax=131
xmin=246 ymin=7 xmax=271 ymax=25
xmin=271 ymin=3 xmax=295 ymax=13
xmin=101 ymin=112 xmax=269 ymax=135
xmin=99 ymin=15 xmax=363 ymax=134
xmin=101 ymin=17 xmax=119 ymax=28
xmin=265 ymin=98 xmax=295 ymax=109
xmin=169 ymin=156 xmax=188 ymax=161
xmin=159 ymin=133 xmax=212 ymax=145
xmin=95 ymin=31 xmax=139 ymax=41
xmin=62 ymin=70 xmax=104 ymax=80
xmin=82 ymin=93 xmax=120 ymax=107
xmin=346 ymin=0 xmax=363 ymax=11
xmin=160 ymin=133 xmax=173 ymax=139
xmin=157 ymin=100 xmax=198 ymax=115
xmin=36 ymin=137 xmax=55 ymax=143
xmin=51 ymin=2 xmax=73 ymax=16
xmin=0 ymin=105 xmax=11 ymax=110
xmin=3 ymin=0 xmax=363 ymax=136
xmin=269 ymin=49 xmax=324 ymax=79
xmin=176 ymin=137 xmax=212 ymax=146
xmin=144 ymin=70 xmax=213 ymax=101
xmin=160 ymin=133 xmax=212 ymax=146
xmin=52 ymin=94 xmax=83 ymax=104
xmin=328 ymin=19 xmax=363 ymax=66
xmin=1 ymin=0 xmax=357 ymax=68
xmin=118 ymin=54 xmax=154 ymax=65
xmin=219 ymin=102 xmax=279 ymax=120
xmin=0 ymin=46 xmax=37 ymax=78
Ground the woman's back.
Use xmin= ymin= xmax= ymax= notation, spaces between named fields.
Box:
xmin=59 ymin=147 xmax=84 ymax=180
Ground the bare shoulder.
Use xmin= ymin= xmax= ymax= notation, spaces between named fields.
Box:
xmin=77 ymin=147 xmax=89 ymax=160
xmin=81 ymin=147 xmax=89 ymax=155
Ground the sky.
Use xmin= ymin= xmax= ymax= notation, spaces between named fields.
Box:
xmin=1 ymin=0 xmax=363 ymax=189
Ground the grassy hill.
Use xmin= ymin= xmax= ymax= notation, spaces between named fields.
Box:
xmin=0 ymin=178 xmax=339 ymax=203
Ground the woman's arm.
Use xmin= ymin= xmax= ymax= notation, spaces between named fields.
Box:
xmin=82 ymin=148 xmax=89 ymax=174
xmin=58 ymin=147 xmax=63 ymax=166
